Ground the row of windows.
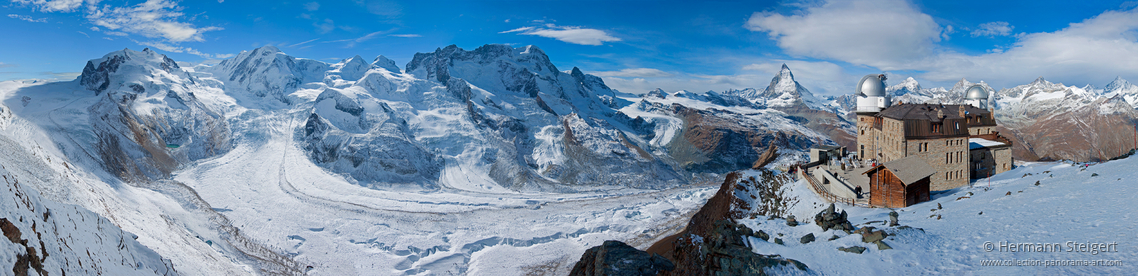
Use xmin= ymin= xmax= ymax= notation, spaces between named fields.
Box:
xmin=946 ymin=150 xmax=964 ymax=164
xmin=916 ymin=142 xmax=929 ymax=152
xmin=946 ymin=138 xmax=964 ymax=146
xmin=945 ymin=169 xmax=964 ymax=180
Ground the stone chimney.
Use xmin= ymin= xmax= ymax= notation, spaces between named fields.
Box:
xmin=958 ymin=105 xmax=966 ymax=118
xmin=936 ymin=108 xmax=944 ymax=119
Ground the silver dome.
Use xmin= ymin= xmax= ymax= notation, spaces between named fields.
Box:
xmin=966 ymin=85 xmax=988 ymax=100
xmin=856 ymin=74 xmax=886 ymax=97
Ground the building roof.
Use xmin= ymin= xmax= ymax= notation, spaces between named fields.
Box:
xmin=877 ymin=104 xmax=990 ymax=122
xmin=812 ymin=145 xmax=841 ymax=151
xmin=863 ymin=156 xmax=936 ymax=186
xmin=969 ymin=138 xmax=1007 ymax=150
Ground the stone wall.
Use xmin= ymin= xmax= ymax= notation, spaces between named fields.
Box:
xmin=969 ymin=145 xmax=1013 ymax=179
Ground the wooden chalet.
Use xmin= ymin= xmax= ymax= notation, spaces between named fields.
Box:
xmin=863 ymin=156 xmax=935 ymax=208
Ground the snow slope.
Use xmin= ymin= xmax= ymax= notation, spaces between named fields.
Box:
xmin=731 ymin=157 xmax=1137 ymax=275
xmin=0 ymin=152 xmax=178 ymax=276
xmin=0 ymin=79 xmax=269 ymax=275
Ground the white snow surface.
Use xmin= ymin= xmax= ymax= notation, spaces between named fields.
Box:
xmin=732 ymin=158 xmax=1137 ymax=275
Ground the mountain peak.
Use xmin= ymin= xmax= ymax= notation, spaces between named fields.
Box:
xmin=1032 ymin=76 xmax=1048 ymax=85
xmin=80 ymin=48 xmax=188 ymax=94
xmin=254 ymin=45 xmax=282 ymax=54
xmin=1106 ymin=76 xmax=1131 ymax=88
xmin=372 ymin=55 xmax=400 ymax=73
xmin=777 ymin=64 xmax=794 ymax=80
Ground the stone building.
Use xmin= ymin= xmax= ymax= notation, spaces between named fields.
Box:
xmin=855 ymin=79 xmax=1013 ymax=191
xmin=864 ymin=156 xmax=934 ymax=208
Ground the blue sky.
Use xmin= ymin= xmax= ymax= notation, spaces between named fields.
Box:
xmin=3 ymin=0 xmax=1138 ymax=96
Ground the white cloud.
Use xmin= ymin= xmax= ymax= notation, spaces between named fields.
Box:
xmin=746 ymin=0 xmax=1138 ymax=90
xmin=11 ymin=0 xmax=88 ymax=12
xmin=590 ymin=68 xmax=673 ymax=78
xmin=304 ymin=2 xmax=320 ymax=11
xmin=971 ymin=21 xmax=1013 ymax=37
xmin=502 ymin=24 xmax=620 ymax=46
xmin=7 ymin=14 xmax=48 ymax=23
xmin=920 ymin=8 xmax=1138 ymax=88
xmin=15 ymin=0 xmax=221 ymax=44
xmin=388 ymin=34 xmax=421 ymax=38
xmin=87 ymin=0 xmax=221 ymax=42
xmin=745 ymin=0 xmax=941 ymax=70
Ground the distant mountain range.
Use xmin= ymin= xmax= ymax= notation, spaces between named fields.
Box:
xmin=736 ymin=70 xmax=1138 ymax=162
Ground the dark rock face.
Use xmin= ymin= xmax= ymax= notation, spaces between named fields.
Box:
xmin=569 ymin=240 xmax=674 ymax=276
xmin=640 ymin=172 xmax=809 ymax=276
xmin=662 ymin=220 xmax=804 ymax=276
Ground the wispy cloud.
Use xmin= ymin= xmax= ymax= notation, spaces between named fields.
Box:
xmin=303 ymin=2 xmax=320 ymax=11
xmin=326 ymin=29 xmax=395 ymax=47
xmin=971 ymin=21 xmax=1014 ymax=37
xmin=288 ymin=38 xmax=319 ymax=48
xmin=7 ymin=14 xmax=48 ymax=23
xmin=499 ymin=27 xmax=533 ymax=34
xmin=388 ymin=34 xmax=421 ymax=38
xmin=135 ymin=40 xmax=235 ymax=59
xmin=87 ymin=0 xmax=222 ymax=42
xmin=0 ymin=62 xmax=16 ymax=69
xmin=501 ymin=24 xmax=620 ymax=46
xmin=11 ymin=0 xmax=87 ymax=12
xmin=590 ymin=68 xmax=673 ymax=78
xmin=314 ymin=18 xmax=335 ymax=34
xmin=13 ymin=0 xmax=231 ymax=58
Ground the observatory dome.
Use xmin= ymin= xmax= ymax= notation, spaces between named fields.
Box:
xmin=966 ymin=85 xmax=988 ymax=100
xmin=857 ymin=74 xmax=886 ymax=97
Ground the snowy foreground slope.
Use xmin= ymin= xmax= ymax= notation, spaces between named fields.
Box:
xmin=728 ymin=157 xmax=1137 ymax=275
xmin=0 ymin=152 xmax=178 ymax=275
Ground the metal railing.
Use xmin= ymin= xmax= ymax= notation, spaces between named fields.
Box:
xmin=798 ymin=167 xmax=856 ymax=206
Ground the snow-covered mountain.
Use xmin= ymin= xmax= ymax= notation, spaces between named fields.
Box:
xmin=727 ymin=64 xmax=825 ymax=110
xmin=205 ymin=46 xmax=328 ymax=104
xmin=78 ymin=48 xmax=232 ymax=182
xmin=1103 ymin=76 xmax=1138 ymax=106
